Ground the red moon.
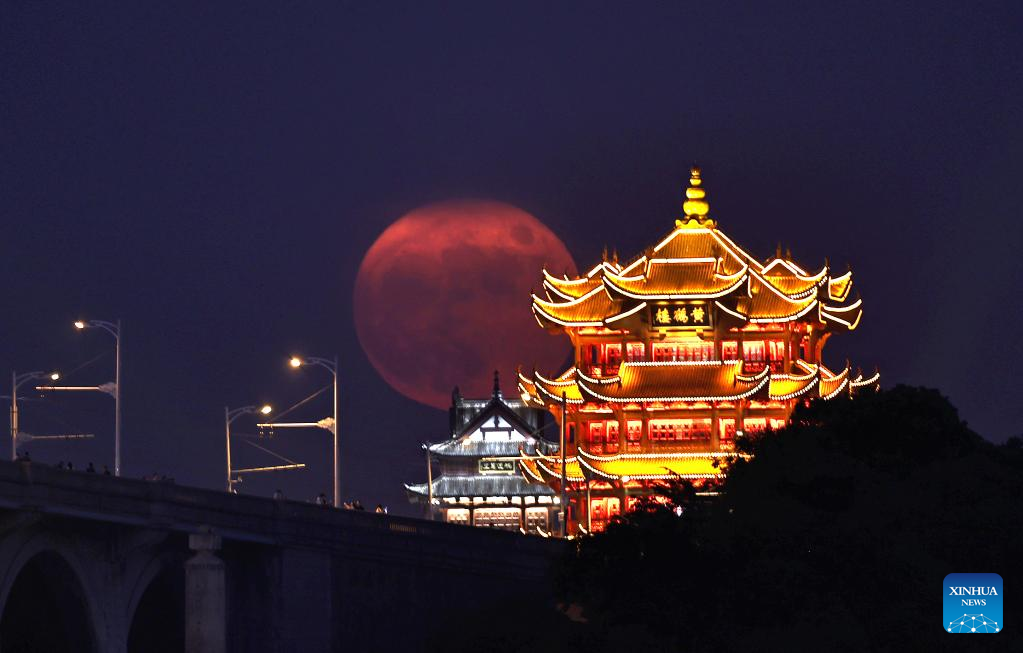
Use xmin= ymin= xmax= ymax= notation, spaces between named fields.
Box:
xmin=354 ymin=200 xmax=577 ymax=409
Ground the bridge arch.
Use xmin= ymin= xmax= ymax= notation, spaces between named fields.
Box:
xmin=126 ymin=554 xmax=184 ymax=653
xmin=0 ymin=545 xmax=99 ymax=652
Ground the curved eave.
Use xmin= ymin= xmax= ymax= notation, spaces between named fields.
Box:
xmin=849 ymin=370 xmax=881 ymax=391
xmin=768 ymin=370 xmax=820 ymax=401
xmin=527 ymin=454 xmax=585 ymax=484
xmin=542 ymin=268 xmax=603 ymax=300
xmin=602 ymin=266 xmax=748 ymax=300
xmin=404 ymin=482 xmax=429 ymax=497
xmin=715 ymin=296 xmax=820 ymax=325
xmin=577 ymin=450 xmax=728 ymax=481
xmin=577 ymin=363 xmax=771 ymax=403
xmin=761 ymin=260 xmax=829 ymax=298
xmin=819 ymin=298 xmax=864 ymax=330
xmin=828 ymin=271 xmax=853 ymax=302
xmin=516 ymin=378 xmax=546 ymax=407
xmin=818 ymin=366 xmax=851 ymax=400
xmin=533 ymin=370 xmax=585 ymax=405
xmin=519 ymin=457 xmax=548 ymax=484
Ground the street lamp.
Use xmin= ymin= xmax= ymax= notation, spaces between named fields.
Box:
xmin=10 ymin=370 xmax=60 ymax=460
xmin=225 ymin=404 xmax=272 ymax=492
xmin=289 ymin=355 xmax=339 ymax=507
xmin=74 ymin=319 xmax=122 ymax=476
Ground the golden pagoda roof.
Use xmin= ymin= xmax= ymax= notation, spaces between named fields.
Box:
xmin=819 ymin=298 xmax=863 ymax=330
xmin=577 ymin=450 xmax=732 ymax=481
xmin=542 ymin=265 xmax=605 ymax=300
xmin=760 ymin=258 xmax=828 ymax=298
xmin=603 ymin=259 xmax=747 ymax=299
xmin=532 ymin=286 xmax=617 ymax=328
xmin=531 ymin=367 xmax=585 ymax=404
xmin=577 ymin=361 xmax=770 ymax=403
xmin=520 ymin=359 xmax=874 ymax=407
xmin=828 ymin=271 xmax=853 ymax=302
xmin=767 ymin=366 xmax=820 ymax=401
xmin=520 ymin=452 xmax=585 ymax=484
xmin=531 ymin=170 xmax=863 ymax=331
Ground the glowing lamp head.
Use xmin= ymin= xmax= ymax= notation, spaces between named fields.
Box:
xmin=259 ymin=405 xmax=272 ymax=415
xmin=289 ymin=357 xmax=303 ymax=368
xmin=49 ymin=372 xmax=60 ymax=381
xmin=74 ymin=321 xmax=86 ymax=330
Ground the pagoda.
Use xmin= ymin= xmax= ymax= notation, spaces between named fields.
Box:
xmin=405 ymin=372 xmax=561 ymax=533
xmin=517 ymin=167 xmax=878 ymax=534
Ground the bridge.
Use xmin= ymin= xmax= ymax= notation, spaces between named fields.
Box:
xmin=0 ymin=460 xmax=561 ymax=652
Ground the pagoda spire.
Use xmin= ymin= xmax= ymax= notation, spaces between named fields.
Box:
xmin=678 ymin=165 xmax=715 ymax=228
xmin=492 ymin=369 xmax=502 ymax=400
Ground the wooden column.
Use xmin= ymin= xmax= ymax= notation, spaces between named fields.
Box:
xmin=641 ymin=406 xmax=650 ymax=448
xmin=617 ymin=409 xmax=627 ymax=452
xmin=710 ymin=402 xmax=720 ymax=450
xmin=783 ymin=323 xmax=792 ymax=370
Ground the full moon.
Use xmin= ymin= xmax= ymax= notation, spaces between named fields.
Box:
xmin=354 ymin=200 xmax=577 ymax=409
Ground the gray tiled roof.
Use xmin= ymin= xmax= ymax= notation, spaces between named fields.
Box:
xmin=427 ymin=439 xmax=549 ymax=457
xmin=405 ymin=474 xmax=554 ymax=499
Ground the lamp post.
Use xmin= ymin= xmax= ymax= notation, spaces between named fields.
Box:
xmin=10 ymin=370 xmax=60 ymax=460
xmin=289 ymin=355 xmax=339 ymax=507
xmin=74 ymin=319 xmax=122 ymax=476
xmin=225 ymin=405 xmax=272 ymax=492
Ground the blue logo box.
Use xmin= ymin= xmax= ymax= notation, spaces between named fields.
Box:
xmin=944 ymin=573 xmax=1002 ymax=633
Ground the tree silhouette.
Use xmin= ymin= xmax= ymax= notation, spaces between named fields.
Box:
xmin=556 ymin=386 xmax=1021 ymax=652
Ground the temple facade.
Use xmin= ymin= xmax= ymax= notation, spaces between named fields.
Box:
xmin=518 ymin=168 xmax=878 ymax=534
xmin=406 ymin=373 xmax=561 ymax=533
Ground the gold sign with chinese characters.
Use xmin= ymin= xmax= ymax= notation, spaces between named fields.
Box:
xmin=479 ymin=459 xmax=516 ymax=474
xmin=649 ymin=302 xmax=710 ymax=329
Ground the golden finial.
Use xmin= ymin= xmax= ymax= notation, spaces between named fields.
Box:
xmin=677 ymin=165 xmax=715 ymax=228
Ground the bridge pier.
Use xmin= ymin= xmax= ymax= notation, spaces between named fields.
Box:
xmin=186 ymin=528 xmax=225 ymax=653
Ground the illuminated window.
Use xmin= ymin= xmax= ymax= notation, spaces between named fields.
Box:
xmin=446 ymin=508 xmax=470 ymax=526
xmin=626 ymin=342 xmax=646 ymax=362
xmin=692 ymin=418 xmax=711 ymax=440
xmin=770 ymin=418 xmax=786 ymax=430
xmin=678 ymin=342 xmax=713 ymax=361
xmin=524 ymin=507 xmax=548 ymax=533
xmin=605 ymin=344 xmax=622 ymax=372
xmin=588 ymin=497 xmax=621 ymax=532
xmin=719 ymin=418 xmax=736 ymax=441
xmin=473 ymin=507 xmax=520 ymax=530
xmin=722 ymin=341 xmax=739 ymax=359
xmin=652 ymin=343 xmax=676 ymax=362
xmin=626 ymin=420 xmax=642 ymax=452
xmin=744 ymin=418 xmax=767 ymax=434
xmin=744 ymin=341 xmax=765 ymax=361
xmin=606 ymin=422 xmax=619 ymax=453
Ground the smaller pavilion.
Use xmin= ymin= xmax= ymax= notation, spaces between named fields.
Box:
xmin=405 ymin=372 xmax=560 ymax=533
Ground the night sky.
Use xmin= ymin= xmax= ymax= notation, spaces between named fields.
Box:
xmin=3 ymin=2 xmax=1021 ymax=514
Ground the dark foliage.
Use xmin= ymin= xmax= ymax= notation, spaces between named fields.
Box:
xmin=556 ymin=386 xmax=1022 ymax=652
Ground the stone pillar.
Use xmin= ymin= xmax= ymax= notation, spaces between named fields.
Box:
xmin=186 ymin=528 xmax=225 ymax=653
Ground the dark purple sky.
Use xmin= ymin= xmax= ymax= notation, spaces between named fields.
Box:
xmin=3 ymin=2 xmax=1021 ymax=514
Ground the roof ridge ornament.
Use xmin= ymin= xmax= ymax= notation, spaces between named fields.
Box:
xmin=492 ymin=369 xmax=502 ymax=400
xmin=676 ymin=165 xmax=716 ymax=229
